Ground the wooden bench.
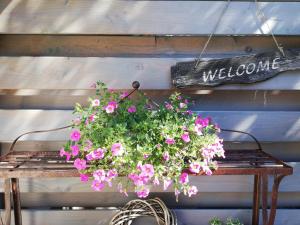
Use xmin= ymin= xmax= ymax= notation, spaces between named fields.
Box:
xmin=0 ymin=85 xmax=293 ymax=225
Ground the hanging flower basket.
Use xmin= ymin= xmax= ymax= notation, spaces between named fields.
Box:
xmin=59 ymin=81 xmax=225 ymax=199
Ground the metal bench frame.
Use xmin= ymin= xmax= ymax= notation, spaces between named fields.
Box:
xmin=0 ymin=83 xmax=293 ymax=225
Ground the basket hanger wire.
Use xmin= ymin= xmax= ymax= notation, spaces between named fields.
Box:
xmin=194 ymin=0 xmax=285 ymax=71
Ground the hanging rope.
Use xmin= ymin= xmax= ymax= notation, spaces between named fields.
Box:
xmin=254 ymin=0 xmax=285 ymax=57
xmin=194 ymin=0 xmax=285 ymax=71
xmin=194 ymin=0 xmax=231 ymax=70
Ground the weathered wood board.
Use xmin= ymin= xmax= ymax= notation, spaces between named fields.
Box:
xmin=1 ymin=110 xmax=300 ymax=142
xmin=171 ymin=49 xmax=300 ymax=87
xmin=1 ymin=1 xmax=300 ymax=35
xmin=9 ymin=209 xmax=300 ymax=225
xmin=2 ymin=57 xmax=300 ymax=90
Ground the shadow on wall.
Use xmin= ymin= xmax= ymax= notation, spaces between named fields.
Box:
xmin=0 ymin=1 xmax=299 ymax=34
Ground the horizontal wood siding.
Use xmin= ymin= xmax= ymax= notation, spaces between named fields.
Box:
xmin=6 ymin=209 xmax=300 ymax=225
xmin=0 ymin=0 xmax=299 ymax=224
xmin=0 ymin=1 xmax=300 ymax=35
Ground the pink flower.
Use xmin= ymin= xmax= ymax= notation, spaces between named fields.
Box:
xmin=128 ymin=105 xmax=137 ymax=113
xmin=120 ymin=92 xmax=129 ymax=99
xmin=140 ymin=164 xmax=154 ymax=178
xmin=179 ymin=172 xmax=189 ymax=184
xmin=74 ymin=158 xmax=87 ymax=170
xmin=163 ymin=179 xmax=172 ymax=190
xmin=92 ymin=99 xmax=100 ymax=107
xmin=105 ymin=104 xmax=115 ymax=113
xmin=70 ymin=130 xmax=81 ymax=142
xmin=59 ymin=148 xmax=65 ymax=157
xmin=195 ymin=116 xmax=210 ymax=128
xmin=143 ymin=153 xmax=150 ymax=159
xmin=136 ymin=187 xmax=150 ymax=198
xmin=91 ymin=180 xmax=105 ymax=191
xmin=163 ymin=152 xmax=170 ymax=161
xmin=185 ymin=110 xmax=193 ymax=115
xmin=80 ymin=174 xmax=89 ymax=182
xmin=107 ymin=169 xmax=118 ymax=179
xmin=73 ymin=117 xmax=81 ymax=125
xmin=59 ymin=148 xmax=71 ymax=161
xmin=111 ymin=143 xmax=124 ymax=156
xmin=90 ymin=82 xmax=97 ymax=88
xmin=189 ymin=162 xmax=201 ymax=174
xmin=84 ymin=140 xmax=93 ymax=151
xmin=88 ymin=114 xmax=95 ymax=123
xmin=92 ymin=148 xmax=105 ymax=159
xmin=93 ymin=169 xmax=106 ymax=181
xmin=175 ymin=188 xmax=181 ymax=197
xmin=71 ymin=145 xmax=80 ymax=157
xmin=203 ymin=165 xmax=212 ymax=176
xmin=117 ymin=183 xmax=129 ymax=197
xmin=128 ymin=173 xmax=146 ymax=186
xmin=194 ymin=124 xmax=203 ymax=136
xmin=104 ymin=101 xmax=118 ymax=113
xmin=165 ymin=102 xmax=173 ymax=110
xmin=86 ymin=152 xmax=94 ymax=161
xmin=179 ymin=102 xmax=187 ymax=108
xmin=106 ymin=169 xmax=118 ymax=187
xmin=153 ymin=177 xmax=160 ymax=186
xmin=188 ymin=185 xmax=198 ymax=197
xmin=165 ymin=137 xmax=175 ymax=145
xmin=181 ymin=132 xmax=190 ymax=143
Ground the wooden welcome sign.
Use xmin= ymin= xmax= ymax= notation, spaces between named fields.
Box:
xmin=171 ymin=49 xmax=300 ymax=88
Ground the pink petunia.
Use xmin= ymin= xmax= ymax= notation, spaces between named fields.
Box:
xmin=71 ymin=145 xmax=80 ymax=157
xmin=86 ymin=152 xmax=94 ymax=161
xmin=128 ymin=105 xmax=137 ymax=113
xmin=60 ymin=148 xmax=71 ymax=161
xmin=80 ymin=174 xmax=89 ymax=182
xmin=136 ymin=187 xmax=150 ymax=198
xmin=105 ymin=104 xmax=115 ymax=113
xmin=84 ymin=140 xmax=93 ymax=151
xmin=163 ymin=152 xmax=170 ymax=161
xmin=107 ymin=169 xmax=118 ymax=179
xmin=91 ymin=180 xmax=105 ymax=191
xmin=179 ymin=102 xmax=187 ymax=108
xmin=203 ymin=165 xmax=213 ymax=176
xmin=195 ymin=116 xmax=210 ymax=128
xmin=74 ymin=158 xmax=87 ymax=170
xmin=165 ymin=102 xmax=173 ymax=110
xmin=163 ymin=178 xmax=172 ymax=190
xmin=181 ymin=132 xmax=190 ymax=143
xmin=59 ymin=148 xmax=65 ymax=157
xmin=140 ymin=164 xmax=155 ymax=178
xmin=153 ymin=177 xmax=160 ymax=186
xmin=92 ymin=148 xmax=105 ymax=159
xmin=120 ymin=92 xmax=129 ymax=99
xmin=165 ymin=137 xmax=175 ymax=145
xmin=111 ymin=143 xmax=124 ymax=156
xmin=194 ymin=124 xmax=203 ymax=136
xmin=93 ymin=169 xmax=106 ymax=181
xmin=188 ymin=185 xmax=198 ymax=197
xmin=70 ymin=130 xmax=81 ymax=142
xmin=73 ymin=117 xmax=81 ymax=125
xmin=179 ymin=172 xmax=189 ymax=184
xmin=189 ymin=162 xmax=201 ymax=174
xmin=92 ymin=99 xmax=100 ymax=107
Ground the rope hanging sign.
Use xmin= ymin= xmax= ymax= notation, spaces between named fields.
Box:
xmin=171 ymin=1 xmax=300 ymax=88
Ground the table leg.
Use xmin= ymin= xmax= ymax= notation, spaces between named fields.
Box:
xmin=4 ymin=179 xmax=11 ymax=225
xmin=252 ymin=174 xmax=261 ymax=225
xmin=11 ymin=178 xmax=22 ymax=225
xmin=261 ymin=174 xmax=268 ymax=225
xmin=267 ymin=174 xmax=286 ymax=225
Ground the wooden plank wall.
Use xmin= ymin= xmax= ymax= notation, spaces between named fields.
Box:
xmin=0 ymin=0 xmax=300 ymax=224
